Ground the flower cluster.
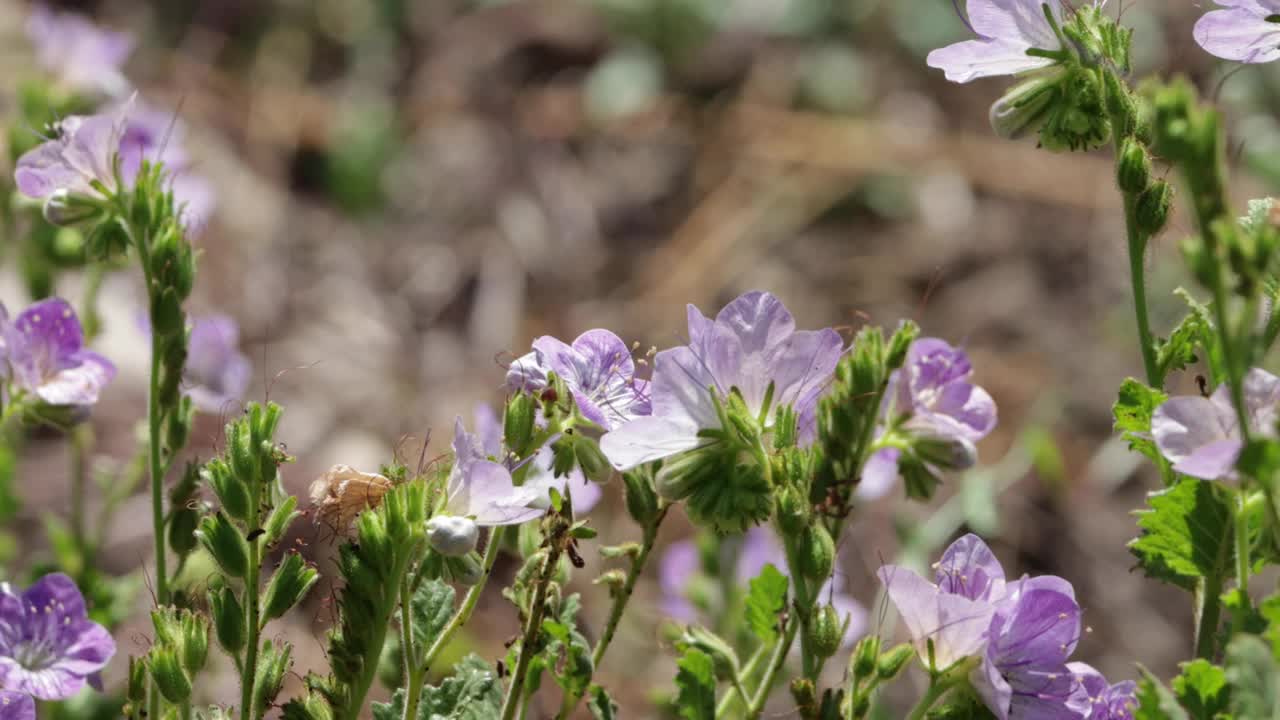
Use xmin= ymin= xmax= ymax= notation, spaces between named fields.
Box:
xmin=860 ymin=338 xmax=996 ymax=500
xmin=879 ymin=534 xmax=1133 ymax=719
xmin=1 ymin=297 xmax=115 ymax=411
xmin=0 ymin=574 xmax=115 ymax=703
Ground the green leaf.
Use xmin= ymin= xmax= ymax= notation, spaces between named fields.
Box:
xmin=372 ymin=654 xmax=503 ymax=720
xmin=745 ymin=563 xmax=789 ymax=643
xmin=587 ymin=685 xmax=619 ymax=720
xmin=1130 ymin=477 xmax=1234 ymax=591
xmin=1114 ymin=378 xmax=1168 ymax=465
xmin=674 ymin=648 xmax=717 ymax=720
xmin=1226 ymin=635 xmax=1279 ymax=719
xmin=1173 ymin=288 xmax=1224 ymax=384
xmin=1156 ymin=310 xmax=1209 ymax=381
xmin=1135 ymin=666 xmax=1189 ymax=720
xmin=405 ymin=579 xmax=455 ymax=664
xmin=540 ymin=594 xmax=594 ymax=698
xmin=1171 ymin=659 xmax=1230 ymax=719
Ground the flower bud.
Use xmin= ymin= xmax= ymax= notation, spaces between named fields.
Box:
xmin=168 ymin=505 xmax=200 ymax=558
xmin=179 ymin=611 xmax=209 ymax=676
xmin=426 ymin=515 xmax=480 ymax=557
xmin=574 ymin=435 xmax=613 ymax=484
xmin=797 ymin=525 xmax=836 ymax=582
xmin=912 ymin=433 xmax=978 ymax=472
xmin=876 ymin=643 xmax=916 ymax=680
xmin=1116 ymin=138 xmax=1150 ymax=194
xmin=252 ymin=641 xmax=292 ymax=716
xmin=850 ymin=692 xmax=871 ymax=718
xmin=851 ymin=635 xmax=880 ymax=680
xmin=203 ymin=459 xmax=251 ymax=523
xmin=128 ymin=655 xmax=148 ymax=703
xmin=654 ymin=451 xmax=709 ymax=501
xmin=789 ymin=678 xmax=816 ymax=711
xmin=209 ymin=586 xmax=245 ymax=656
xmin=42 ymin=189 xmax=102 ymax=226
xmin=1136 ymin=180 xmax=1173 ymax=237
xmin=149 ymin=647 xmax=192 ymax=704
xmin=775 ymin=487 xmax=808 ymax=536
xmin=622 ymin=469 xmax=659 ymax=525
xmin=450 ymin=553 xmax=486 ymax=586
xmin=989 ymin=70 xmax=1059 ymax=141
xmin=885 ymin=320 xmax=920 ymax=371
xmin=806 ymin=605 xmax=843 ymax=659
xmin=197 ymin=512 xmax=249 ymax=578
xmin=503 ymin=393 xmax=537 ymax=457
xmin=901 ymin=455 xmax=942 ymax=501
xmin=262 ymin=552 xmax=320 ymax=623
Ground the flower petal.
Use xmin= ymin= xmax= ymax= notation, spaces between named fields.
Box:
xmin=1194 ymin=8 xmax=1280 ymax=63
xmin=600 ymin=416 xmax=703 ymax=470
xmin=1152 ymin=396 xmax=1239 ymax=479
xmin=877 ymin=564 xmax=996 ymax=668
xmin=0 ymin=690 xmax=35 ymax=720
xmin=855 ymin=447 xmax=901 ymax=501
xmin=935 ymin=533 xmax=1006 ymax=602
xmin=927 ymin=38 xmax=1056 ymax=83
xmin=36 ymin=350 xmax=115 ymax=406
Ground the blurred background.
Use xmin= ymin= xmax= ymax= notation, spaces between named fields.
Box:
xmin=2 ymin=0 xmax=1279 ymax=716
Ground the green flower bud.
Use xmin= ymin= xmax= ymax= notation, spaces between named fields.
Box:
xmin=252 ymin=641 xmax=292 ymax=716
xmin=262 ymin=552 xmax=320 ymax=623
xmin=168 ymin=505 xmax=200 ymax=558
xmin=989 ymin=70 xmax=1059 ymax=141
xmin=622 ymin=469 xmax=659 ymax=525
xmin=775 ymin=486 xmax=808 ymax=537
xmin=654 ymin=451 xmax=710 ymax=501
xmin=127 ymin=655 xmax=148 ymax=704
xmin=789 ymin=678 xmax=816 ymax=712
xmin=504 ymin=393 xmax=537 ymax=457
xmin=150 ymin=286 xmax=184 ymax=338
xmin=885 ymin=320 xmax=920 ymax=371
xmin=851 ymin=635 xmax=880 ymax=680
xmin=263 ymin=495 xmax=300 ymax=546
xmin=202 ymin=458 xmax=251 ymax=523
xmin=447 ymin=553 xmax=485 ymax=586
xmin=806 ymin=604 xmax=843 ymax=660
xmin=149 ymin=647 xmax=192 ymax=704
xmin=912 ymin=434 xmax=978 ymax=472
xmin=679 ymin=626 xmax=740 ymax=680
xmin=1116 ymin=139 xmax=1150 ymax=194
xmin=43 ymin=189 xmax=102 ymax=226
xmin=426 ymin=515 xmax=480 ymax=557
xmin=209 ymin=586 xmax=245 ymax=656
xmin=196 ymin=512 xmax=249 ymax=578
xmin=180 ymin=611 xmax=209 ymax=675
xmin=551 ymin=435 xmax=577 ymax=478
xmin=574 ymin=435 xmax=613 ymax=484
xmin=850 ymin=692 xmax=871 ymax=719
xmin=84 ymin=215 xmax=130 ymax=260
xmin=876 ymin=643 xmax=916 ymax=680
xmin=1136 ymin=180 xmax=1173 ymax=237
xmin=165 ymin=399 xmax=193 ymax=457
xmin=797 ymin=525 xmax=835 ymax=582
xmin=901 ymin=455 xmax=942 ymax=501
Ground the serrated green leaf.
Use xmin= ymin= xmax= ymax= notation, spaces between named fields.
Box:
xmin=405 ymin=579 xmax=455 ymax=665
xmin=1171 ymin=659 xmax=1230 ymax=719
xmin=1136 ymin=666 xmax=1189 ymax=720
xmin=1173 ymin=288 xmax=1224 ymax=384
xmin=1226 ymin=635 xmax=1279 ymax=719
xmin=674 ymin=648 xmax=717 ymax=720
xmin=1114 ymin=378 xmax=1168 ymax=465
xmin=745 ymin=563 xmax=788 ymax=643
xmin=541 ymin=594 xmax=593 ymax=698
xmin=588 ymin=685 xmax=618 ymax=720
xmin=372 ymin=654 xmax=503 ymax=720
xmin=1156 ymin=311 xmax=1208 ymax=382
xmin=1130 ymin=477 xmax=1234 ymax=591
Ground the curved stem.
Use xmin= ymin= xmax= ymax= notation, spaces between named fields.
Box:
xmin=743 ymin=616 xmax=799 ymax=720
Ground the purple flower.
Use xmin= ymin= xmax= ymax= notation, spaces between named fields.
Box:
xmin=112 ymin=100 xmax=216 ymax=231
xmin=879 ymin=534 xmax=1084 ymax=720
xmin=506 ymin=329 xmax=649 ymax=431
xmin=859 ymin=338 xmax=997 ymax=500
xmin=0 ymin=692 xmax=34 ymax=720
xmin=1 ymin=298 xmax=115 ymax=408
xmin=26 ymin=5 xmax=133 ymax=97
xmin=927 ymin=0 xmax=1067 ymax=83
xmin=14 ymin=108 xmax=127 ymax=202
xmin=183 ymin=315 xmax=251 ymax=413
xmin=601 ymin=291 xmax=842 ymax=470
xmin=1194 ymin=1 xmax=1280 ymax=64
xmin=0 ymin=573 xmax=115 ymax=701
xmin=443 ymin=416 xmax=557 ymax=528
xmin=1152 ymin=368 xmax=1280 ymax=480
xmin=1066 ymin=663 xmax=1136 ymax=720
xmin=473 ymin=405 xmax=601 ymax=514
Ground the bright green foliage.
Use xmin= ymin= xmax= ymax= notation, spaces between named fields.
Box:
xmin=1225 ymin=636 xmax=1279 ymax=719
xmin=673 ymin=648 xmax=717 ymax=720
xmin=1171 ymin=659 xmax=1230 ymax=719
xmin=1130 ymin=477 xmax=1234 ymax=591
xmin=1114 ymin=378 xmax=1168 ymax=466
xmin=1136 ymin=667 xmax=1189 ymax=720
xmin=532 ymin=594 xmax=594 ymax=700
xmin=745 ymin=563 xmax=788 ymax=643
xmin=371 ymin=655 xmax=503 ymax=720
xmin=1156 ymin=309 xmax=1209 ymax=382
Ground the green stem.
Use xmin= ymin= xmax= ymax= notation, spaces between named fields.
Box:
xmin=904 ymin=668 xmax=967 ymax=720
xmin=148 ymin=324 xmax=169 ymax=607
xmin=743 ymin=615 xmax=799 ymax=720
xmin=715 ymin=644 xmax=769 ymax=718
xmin=1194 ymin=571 xmax=1224 ymax=661
xmin=69 ymin=425 xmax=91 ymax=574
xmin=499 ymin=540 xmax=564 ymax=720
xmin=240 ymin=535 xmax=261 ymax=720
xmin=1235 ymin=490 xmax=1251 ymax=596
xmin=399 ymin=574 xmax=418 ymax=720
xmin=1122 ymin=192 xmax=1160 ymax=387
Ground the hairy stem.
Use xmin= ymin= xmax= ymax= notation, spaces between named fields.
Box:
xmin=743 ymin=615 xmax=799 ymax=720
xmin=715 ymin=644 xmax=769 ymax=719
xmin=240 ymin=536 xmax=261 ymax=720
xmin=499 ymin=540 xmax=564 ymax=720
xmin=399 ymin=574 xmax=418 ymax=720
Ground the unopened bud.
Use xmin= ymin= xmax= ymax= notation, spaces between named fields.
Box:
xmin=912 ymin=433 xmax=978 ymax=472
xmin=42 ymin=189 xmax=102 ymax=226
xmin=1136 ymin=180 xmax=1173 ymax=237
xmin=797 ymin=525 xmax=836 ymax=582
xmin=806 ymin=605 xmax=843 ymax=659
xmin=503 ymin=393 xmax=537 ymax=457
xmin=574 ymin=436 xmax=613 ymax=484
xmin=209 ymin=586 xmax=245 ymax=656
xmin=877 ymin=643 xmax=916 ymax=680
xmin=989 ymin=70 xmax=1060 ymax=141
xmin=1117 ymin=138 xmax=1150 ymax=194
xmin=196 ymin=512 xmax=249 ymax=578
xmin=622 ymin=469 xmax=659 ymax=525
xmin=426 ymin=515 xmax=480 ymax=557
xmin=149 ymin=648 xmax=192 ymax=704
xmin=851 ymin=635 xmax=881 ymax=680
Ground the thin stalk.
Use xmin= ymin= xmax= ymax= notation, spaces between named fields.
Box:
xmin=555 ymin=506 xmax=670 ymax=719
xmin=69 ymin=425 xmax=91 ymax=570
xmin=239 ymin=535 xmax=261 ymax=720
xmin=399 ymin=574 xmax=418 ymax=720
xmin=1122 ymin=192 xmax=1159 ymax=386
xmin=743 ymin=616 xmax=799 ymax=720
xmin=904 ymin=674 xmax=962 ymax=720
xmin=715 ymin=644 xmax=769 ymax=718
xmin=1235 ymin=490 xmax=1251 ymax=596
xmin=148 ymin=324 xmax=168 ymax=606
xmin=499 ymin=541 xmax=564 ymax=720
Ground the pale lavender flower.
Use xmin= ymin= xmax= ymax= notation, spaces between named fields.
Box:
xmin=1194 ymin=1 xmax=1280 ymax=64
xmin=1152 ymin=368 xmax=1280 ymax=480
xmin=927 ymin=0 xmax=1067 ymax=83
xmin=879 ymin=533 xmax=1083 ymax=720
xmin=14 ymin=108 xmax=128 ymax=202
xmin=112 ymin=100 xmax=216 ymax=230
xmin=859 ymin=338 xmax=997 ymax=500
xmin=183 ymin=315 xmax=251 ymax=413
xmin=442 ymin=416 xmax=558 ymax=528
xmin=0 ymin=691 xmax=34 ymax=720
xmin=0 ymin=573 xmax=115 ymax=701
xmin=1 ymin=298 xmax=115 ymax=408
xmin=473 ymin=405 xmax=601 ymax=513
xmin=601 ymin=291 xmax=842 ymax=470
xmin=505 ymin=329 xmax=649 ymax=430
xmin=1067 ymin=663 xmax=1136 ymax=720
xmin=26 ymin=5 xmax=133 ymax=97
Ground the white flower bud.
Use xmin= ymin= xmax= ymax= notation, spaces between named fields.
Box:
xmin=426 ymin=515 xmax=480 ymax=557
